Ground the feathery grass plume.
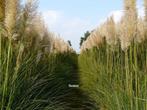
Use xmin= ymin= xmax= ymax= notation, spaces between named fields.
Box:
xmin=1 ymin=0 xmax=92 ymax=109
xmin=80 ymin=42 xmax=85 ymax=52
xmin=5 ymin=0 xmax=18 ymax=34
xmin=33 ymin=14 xmax=45 ymax=38
xmin=0 ymin=0 xmax=5 ymax=22
xmin=87 ymin=33 xmax=97 ymax=48
xmin=41 ymin=30 xmax=54 ymax=53
xmin=14 ymin=0 xmax=44 ymax=55
xmin=80 ymin=40 xmax=89 ymax=52
xmin=41 ymin=31 xmax=74 ymax=54
xmin=21 ymin=0 xmax=52 ymax=54
xmin=124 ymin=0 xmax=138 ymax=20
xmin=41 ymin=29 xmax=74 ymax=53
xmin=137 ymin=18 xmax=146 ymax=42
xmin=96 ymin=16 xmax=117 ymax=45
xmin=98 ymin=23 xmax=107 ymax=38
xmin=144 ymin=0 xmax=147 ymax=39
xmin=90 ymin=31 xmax=102 ymax=47
xmin=80 ymin=37 xmax=89 ymax=51
xmin=79 ymin=0 xmax=147 ymax=109
xmin=15 ymin=0 xmax=38 ymax=42
xmin=93 ymin=29 xmax=103 ymax=46
xmin=105 ymin=16 xmax=117 ymax=45
xmin=0 ymin=0 xmax=19 ymax=106
xmin=119 ymin=0 xmax=138 ymax=50
xmin=144 ymin=0 xmax=147 ymax=23
xmin=80 ymin=29 xmax=103 ymax=52
xmin=24 ymin=0 xmax=38 ymax=23
xmin=117 ymin=21 xmax=130 ymax=50
xmin=25 ymin=15 xmax=46 ymax=52
xmin=86 ymin=35 xmax=94 ymax=49
xmin=52 ymin=36 xmax=73 ymax=53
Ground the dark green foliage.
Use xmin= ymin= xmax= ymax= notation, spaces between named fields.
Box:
xmin=80 ymin=31 xmax=91 ymax=47
xmin=67 ymin=40 xmax=72 ymax=47
xmin=0 ymin=32 xmax=96 ymax=109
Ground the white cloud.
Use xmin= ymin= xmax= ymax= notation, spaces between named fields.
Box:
xmin=42 ymin=10 xmax=95 ymax=52
xmin=108 ymin=10 xmax=124 ymax=23
xmin=138 ymin=7 xmax=145 ymax=18
xmin=98 ymin=10 xmax=123 ymax=25
xmin=107 ymin=7 xmax=144 ymax=23
xmin=42 ymin=7 xmax=145 ymax=52
xmin=42 ymin=10 xmax=62 ymax=28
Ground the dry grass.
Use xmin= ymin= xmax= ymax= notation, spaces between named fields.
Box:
xmin=0 ymin=1 xmax=77 ymax=109
xmin=80 ymin=29 xmax=103 ymax=52
xmin=79 ymin=1 xmax=147 ymax=109
xmin=137 ymin=18 xmax=146 ymax=42
xmin=120 ymin=0 xmax=138 ymax=50
xmin=52 ymin=36 xmax=74 ymax=53
xmin=144 ymin=0 xmax=147 ymax=23
xmin=0 ymin=0 xmax=5 ymax=22
xmin=104 ymin=16 xmax=117 ymax=45
xmin=80 ymin=0 xmax=146 ymax=52
xmin=144 ymin=0 xmax=147 ymax=39
xmin=2 ymin=0 xmax=74 ymax=55
xmin=5 ymin=0 xmax=18 ymax=34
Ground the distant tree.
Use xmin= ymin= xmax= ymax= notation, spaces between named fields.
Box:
xmin=67 ymin=40 xmax=72 ymax=46
xmin=80 ymin=31 xmax=91 ymax=47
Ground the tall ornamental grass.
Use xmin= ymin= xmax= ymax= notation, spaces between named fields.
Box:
xmin=0 ymin=32 xmax=94 ymax=109
xmin=79 ymin=38 xmax=147 ymax=110
xmin=0 ymin=0 xmax=95 ymax=109
xmin=79 ymin=0 xmax=147 ymax=109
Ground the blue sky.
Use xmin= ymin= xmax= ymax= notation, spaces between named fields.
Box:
xmin=38 ymin=0 xmax=144 ymax=52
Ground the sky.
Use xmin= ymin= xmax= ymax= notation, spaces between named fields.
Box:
xmin=38 ymin=0 xmax=144 ymax=52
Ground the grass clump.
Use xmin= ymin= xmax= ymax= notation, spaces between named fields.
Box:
xmin=0 ymin=0 xmax=94 ymax=110
xmin=79 ymin=39 xmax=147 ymax=110
xmin=79 ymin=0 xmax=147 ymax=109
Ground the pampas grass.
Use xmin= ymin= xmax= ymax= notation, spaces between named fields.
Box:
xmin=0 ymin=1 xmax=94 ymax=110
xmin=1 ymin=0 xmax=146 ymax=109
xmin=79 ymin=0 xmax=147 ymax=109
xmin=80 ymin=29 xmax=103 ymax=52
xmin=80 ymin=0 xmax=143 ymax=52
xmin=144 ymin=0 xmax=147 ymax=39
xmin=5 ymin=0 xmax=18 ymax=34
xmin=52 ymin=36 xmax=74 ymax=53
xmin=104 ymin=16 xmax=117 ymax=45
xmin=144 ymin=0 xmax=147 ymax=23
xmin=0 ymin=0 xmax=5 ymax=22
